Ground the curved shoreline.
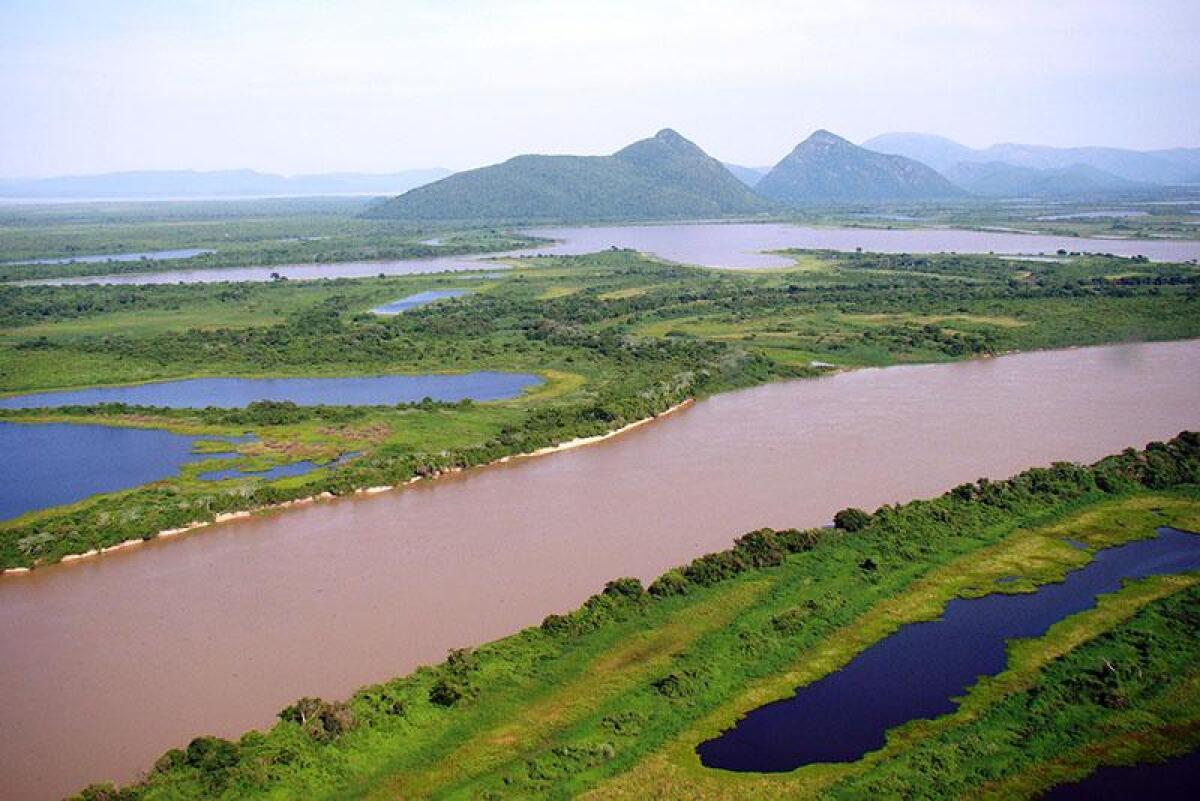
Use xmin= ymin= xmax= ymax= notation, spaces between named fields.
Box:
xmin=7 ymin=334 xmax=1200 ymax=577
xmin=1 ymin=398 xmax=694 ymax=576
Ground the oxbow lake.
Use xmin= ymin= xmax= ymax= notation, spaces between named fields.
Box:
xmin=0 ymin=339 xmax=1197 ymax=799
xmin=1041 ymin=748 xmax=1200 ymax=800
xmin=0 ymin=372 xmax=542 ymax=409
xmin=22 ymin=223 xmax=1200 ymax=284
xmin=696 ymin=527 xmax=1200 ymax=771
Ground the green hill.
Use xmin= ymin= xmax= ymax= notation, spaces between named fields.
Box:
xmin=757 ymin=130 xmax=967 ymax=204
xmin=366 ymin=129 xmax=774 ymax=222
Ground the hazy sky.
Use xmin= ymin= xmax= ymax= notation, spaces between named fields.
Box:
xmin=3 ymin=0 xmax=1198 ymax=178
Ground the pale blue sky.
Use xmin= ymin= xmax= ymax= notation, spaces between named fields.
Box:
xmin=3 ymin=0 xmax=1198 ymax=177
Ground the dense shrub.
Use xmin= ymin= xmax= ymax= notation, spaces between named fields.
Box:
xmin=834 ymin=507 xmax=872 ymax=532
xmin=733 ymin=528 xmax=787 ymax=568
xmin=601 ymin=710 xmax=647 ymax=737
xmin=648 ymin=569 xmax=690 ymax=598
xmin=603 ymin=577 xmax=645 ymax=600
xmin=429 ymin=678 xmax=471 ymax=707
xmin=652 ymin=668 xmax=709 ymax=699
xmin=279 ymin=697 xmax=356 ymax=741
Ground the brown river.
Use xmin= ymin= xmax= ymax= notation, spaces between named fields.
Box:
xmin=2 ymin=339 xmax=1199 ymax=799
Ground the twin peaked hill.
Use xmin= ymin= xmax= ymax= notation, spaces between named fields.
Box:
xmin=367 ymin=129 xmax=772 ymax=222
xmin=367 ymin=129 xmax=960 ymax=222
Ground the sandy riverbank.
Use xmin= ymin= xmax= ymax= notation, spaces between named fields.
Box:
xmin=2 ymin=398 xmax=695 ymax=575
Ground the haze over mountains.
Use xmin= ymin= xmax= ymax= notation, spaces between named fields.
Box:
xmin=866 ymin=132 xmax=1200 ymax=192
xmin=8 ymin=129 xmax=1198 ymax=217
xmin=0 ymin=168 xmax=452 ymax=200
xmin=367 ymin=129 xmax=774 ymax=222
xmin=941 ymin=162 xmax=1146 ymax=199
xmin=721 ymin=163 xmax=770 ymax=187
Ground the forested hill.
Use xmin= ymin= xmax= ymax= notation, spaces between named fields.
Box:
xmin=757 ymin=129 xmax=967 ymax=204
xmin=365 ymin=129 xmax=776 ymax=222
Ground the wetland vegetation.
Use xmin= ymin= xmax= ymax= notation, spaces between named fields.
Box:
xmin=2 ymin=237 xmax=1199 ymax=571
xmin=0 ymin=197 xmax=541 ymax=281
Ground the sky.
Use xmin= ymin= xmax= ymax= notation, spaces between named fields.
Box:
xmin=2 ymin=0 xmax=1198 ymax=178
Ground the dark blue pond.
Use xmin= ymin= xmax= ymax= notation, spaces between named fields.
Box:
xmin=1041 ymin=749 xmax=1200 ymax=800
xmin=371 ymin=290 xmax=466 ymax=314
xmin=696 ymin=527 xmax=1200 ymax=772
xmin=0 ymin=372 xmax=541 ymax=409
xmin=0 ymin=421 xmax=240 ymax=520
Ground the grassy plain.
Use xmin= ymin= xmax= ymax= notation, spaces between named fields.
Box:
xmin=0 ymin=197 xmax=539 ymax=280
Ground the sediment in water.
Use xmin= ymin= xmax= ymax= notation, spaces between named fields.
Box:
xmin=2 ymin=399 xmax=695 ymax=575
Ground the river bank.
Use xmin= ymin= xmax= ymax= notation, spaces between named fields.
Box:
xmin=1 ymin=398 xmax=696 ymax=576
xmin=65 ymin=438 xmax=1200 ymax=800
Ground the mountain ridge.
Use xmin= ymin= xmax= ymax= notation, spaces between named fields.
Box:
xmin=943 ymin=161 xmax=1148 ymax=198
xmin=367 ymin=129 xmax=775 ymax=222
xmin=864 ymin=132 xmax=1200 ymax=184
xmin=0 ymin=168 xmax=453 ymax=199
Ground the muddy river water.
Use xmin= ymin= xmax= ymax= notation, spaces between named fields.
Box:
xmin=27 ymin=222 xmax=1200 ymax=285
xmin=1 ymin=339 xmax=1198 ymax=799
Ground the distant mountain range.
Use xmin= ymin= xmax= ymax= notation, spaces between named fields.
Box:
xmin=9 ymin=130 xmax=1197 ymax=215
xmin=864 ymin=132 xmax=1200 ymax=189
xmin=0 ymin=168 xmax=453 ymax=199
xmin=366 ymin=129 xmax=775 ymax=222
xmin=942 ymin=161 xmax=1148 ymax=198
xmin=756 ymin=130 xmax=966 ymax=204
